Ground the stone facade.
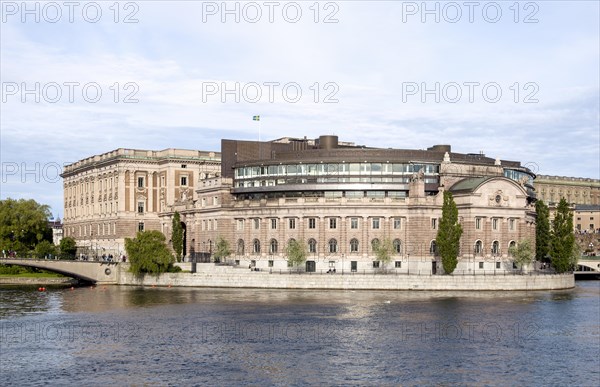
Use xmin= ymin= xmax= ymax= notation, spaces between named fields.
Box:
xmin=61 ymin=148 xmax=220 ymax=257
xmin=534 ymin=175 xmax=600 ymax=206
xmin=161 ymin=136 xmax=537 ymax=274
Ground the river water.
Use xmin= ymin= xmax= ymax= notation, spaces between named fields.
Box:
xmin=1 ymin=282 xmax=598 ymax=386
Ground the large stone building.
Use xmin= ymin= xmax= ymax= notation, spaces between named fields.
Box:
xmin=162 ymin=136 xmax=537 ymax=274
xmin=534 ymin=175 xmax=600 ymax=206
xmin=61 ymin=148 xmax=221 ymax=257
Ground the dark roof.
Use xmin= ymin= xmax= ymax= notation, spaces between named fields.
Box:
xmin=449 ymin=177 xmax=491 ymax=193
xmin=574 ymin=204 xmax=600 ymax=212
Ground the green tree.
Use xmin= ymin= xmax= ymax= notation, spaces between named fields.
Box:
xmin=59 ymin=237 xmax=77 ymax=260
xmin=550 ymin=198 xmax=576 ymax=273
xmin=34 ymin=240 xmax=57 ymax=259
xmin=286 ymin=239 xmax=307 ymax=268
xmin=125 ymin=230 xmax=175 ymax=275
xmin=213 ymin=236 xmax=232 ymax=263
xmin=171 ymin=212 xmax=184 ymax=262
xmin=436 ymin=191 xmax=463 ymax=274
xmin=373 ymin=238 xmax=394 ymax=270
xmin=0 ymin=198 xmax=52 ymax=255
xmin=509 ymin=239 xmax=534 ymax=273
xmin=535 ymin=200 xmax=550 ymax=261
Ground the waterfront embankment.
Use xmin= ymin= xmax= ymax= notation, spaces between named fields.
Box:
xmin=118 ymin=263 xmax=575 ymax=291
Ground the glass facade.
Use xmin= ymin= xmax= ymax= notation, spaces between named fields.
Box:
xmin=234 ymin=162 xmax=440 ymax=188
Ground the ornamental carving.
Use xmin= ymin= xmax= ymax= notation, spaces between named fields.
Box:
xmin=489 ymin=190 xmax=508 ymax=206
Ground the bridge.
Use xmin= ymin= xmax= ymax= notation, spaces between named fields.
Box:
xmin=575 ymin=257 xmax=600 ymax=279
xmin=0 ymin=258 xmax=120 ymax=284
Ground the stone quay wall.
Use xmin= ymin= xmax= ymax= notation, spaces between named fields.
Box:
xmin=117 ymin=264 xmax=575 ymax=291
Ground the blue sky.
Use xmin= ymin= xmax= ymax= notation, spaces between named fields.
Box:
xmin=1 ymin=0 xmax=599 ymax=217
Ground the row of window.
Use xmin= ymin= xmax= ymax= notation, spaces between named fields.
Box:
xmin=236 ymin=217 xmax=404 ymax=231
xmin=65 ymin=222 xmax=117 ymax=238
xmin=232 ymin=239 xmax=517 ymax=256
xmin=65 ymin=201 xmax=119 ymax=220
xmin=235 ymin=177 xmax=439 ymax=188
xmin=136 ymin=175 xmax=188 ymax=188
xmin=236 ymin=238 xmax=404 ymax=255
xmin=235 ymin=163 xmax=440 ymax=179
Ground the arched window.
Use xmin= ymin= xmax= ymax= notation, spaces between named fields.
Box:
xmin=308 ymin=238 xmax=317 ymax=253
xmin=269 ymin=239 xmax=278 ymax=254
xmin=288 ymin=238 xmax=296 ymax=248
xmin=393 ymin=239 xmax=402 ymax=254
xmin=492 ymin=240 xmax=500 ymax=255
xmin=371 ymin=238 xmax=380 ymax=252
xmin=237 ymin=239 xmax=244 ymax=255
xmin=475 ymin=240 xmax=483 ymax=255
xmin=350 ymin=238 xmax=359 ymax=253
xmin=253 ymin=239 xmax=261 ymax=254
xmin=508 ymin=240 xmax=516 ymax=256
xmin=430 ymin=240 xmax=437 ymax=255
xmin=329 ymin=239 xmax=338 ymax=253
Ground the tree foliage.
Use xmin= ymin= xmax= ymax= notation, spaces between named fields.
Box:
xmin=373 ymin=238 xmax=394 ymax=269
xmin=213 ymin=236 xmax=232 ymax=263
xmin=171 ymin=212 xmax=184 ymax=262
xmin=286 ymin=239 xmax=307 ymax=268
xmin=509 ymin=239 xmax=534 ymax=273
xmin=125 ymin=230 xmax=175 ymax=275
xmin=550 ymin=198 xmax=577 ymax=273
xmin=535 ymin=200 xmax=550 ymax=261
xmin=59 ymin=237 xmax=77 ymax=259
xmin=0 ymin=198 xmax=52 ymax=255
xmin=34 ymin=240 xmax=57 ymax=259
xmin=436 ymin=191 xmax=463 ymax=274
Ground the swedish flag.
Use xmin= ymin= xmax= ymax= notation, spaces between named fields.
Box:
xmin=253 ymin=115 xmax=260 ymax=121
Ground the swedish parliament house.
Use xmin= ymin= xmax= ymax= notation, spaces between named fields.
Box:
xmin=62 ymin=135 xmax=538 ymax=274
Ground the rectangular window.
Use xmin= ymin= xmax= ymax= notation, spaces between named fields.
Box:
xmin=479 ymin=262 xmax=484 ymax=269
xmin=180 ymin=176 xmax=187 ymax=186
xmin=137 ymin=177 xmax=144 ymax=188
xmin=431 ymin=218 xmax=437 ymax=230
xmin=395 ymin=261 xmax=402 ymax=268
xmin=492 ymin=218 xmax=499 ymax=230
xmin=271 ymin=218 xmax=277 ymax=229
xmin=475 ymin=218 xmax=481 ymax=230
xmin=393 ymin=218 xmax=402 ymax=229
xmin=329 ymin=218 xmax=337 ymax=229
xmin=372 ymin=218 xmax=380 ymax=229
xmin=372 ymin=261 xmax=380 ymax=268
xmin=254 ymin=218 xmax=260 ymax=230
xmin=138 ymin=222 xmax=144 ymax=232
xmin=308 ymin=218 xmax=316 ymax=229
xmin=350 ymin=218 xmax=359 ymax=229
xmin=137 ymin=201 xmax=144 ymax=214
xmin=509 ymin=218 xmax=515 ymax=231
xmin=496 ymin=261 xmax=501 ymax=269
xmin=268 ymin=260 xmax=274 ymax=267
xmin=289 ymin=218 xmax=296 ymax=229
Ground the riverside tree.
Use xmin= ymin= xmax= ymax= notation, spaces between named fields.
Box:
xmin=213 ymin=236 xmax=232 ymax=263
xmin=0 ymin=198 xmax=53 ymax=256
xmin=171 ymin=211 xmax=184 ymax=262
xmin=436 ymin=191 xmax=463 ymax=274
xmin=286 ymin=239 xmax=307 ymax=269
xmin=509 ymin=239 xmax=534 ymax=273
xmin=373 ymin=238 xmax=394 ymax=270
xmin=535 ymin=200 xmax=550 ymax=261
xmin=125 ymin=230 xmax=175 ymax=275
xmin=550 ymin=198 xmax=577 ymax=273
xmin=59 ymin=237 xmax=77 ymax=259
